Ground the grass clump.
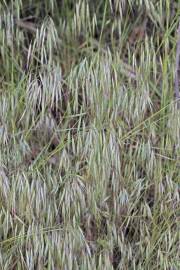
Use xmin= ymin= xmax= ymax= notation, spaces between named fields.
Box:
xmin=0 ymin=0 xmax=179 ymax=269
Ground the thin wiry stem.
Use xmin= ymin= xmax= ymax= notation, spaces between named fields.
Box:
xmin=175 ymin=22 xmax=180 ymax=108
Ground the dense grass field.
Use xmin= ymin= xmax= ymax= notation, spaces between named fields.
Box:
xmin=0 ymin=0 xmax=179 ymax=269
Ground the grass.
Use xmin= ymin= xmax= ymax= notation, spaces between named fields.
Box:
xmin=0 ymin=0 xmax=179 ymax=269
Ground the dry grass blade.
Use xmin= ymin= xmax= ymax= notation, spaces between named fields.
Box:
xmin=175 ymin=21 xmax=180 ymax=109
xmin=15 ymin=19 xmax=37 ymax=33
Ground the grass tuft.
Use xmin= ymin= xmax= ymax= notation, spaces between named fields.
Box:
xmin=0 ymin=0 xmax=179 ymax=269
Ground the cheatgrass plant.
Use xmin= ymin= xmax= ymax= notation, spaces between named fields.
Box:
xmin=0 ymin=0 xmax=179 ymax=269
